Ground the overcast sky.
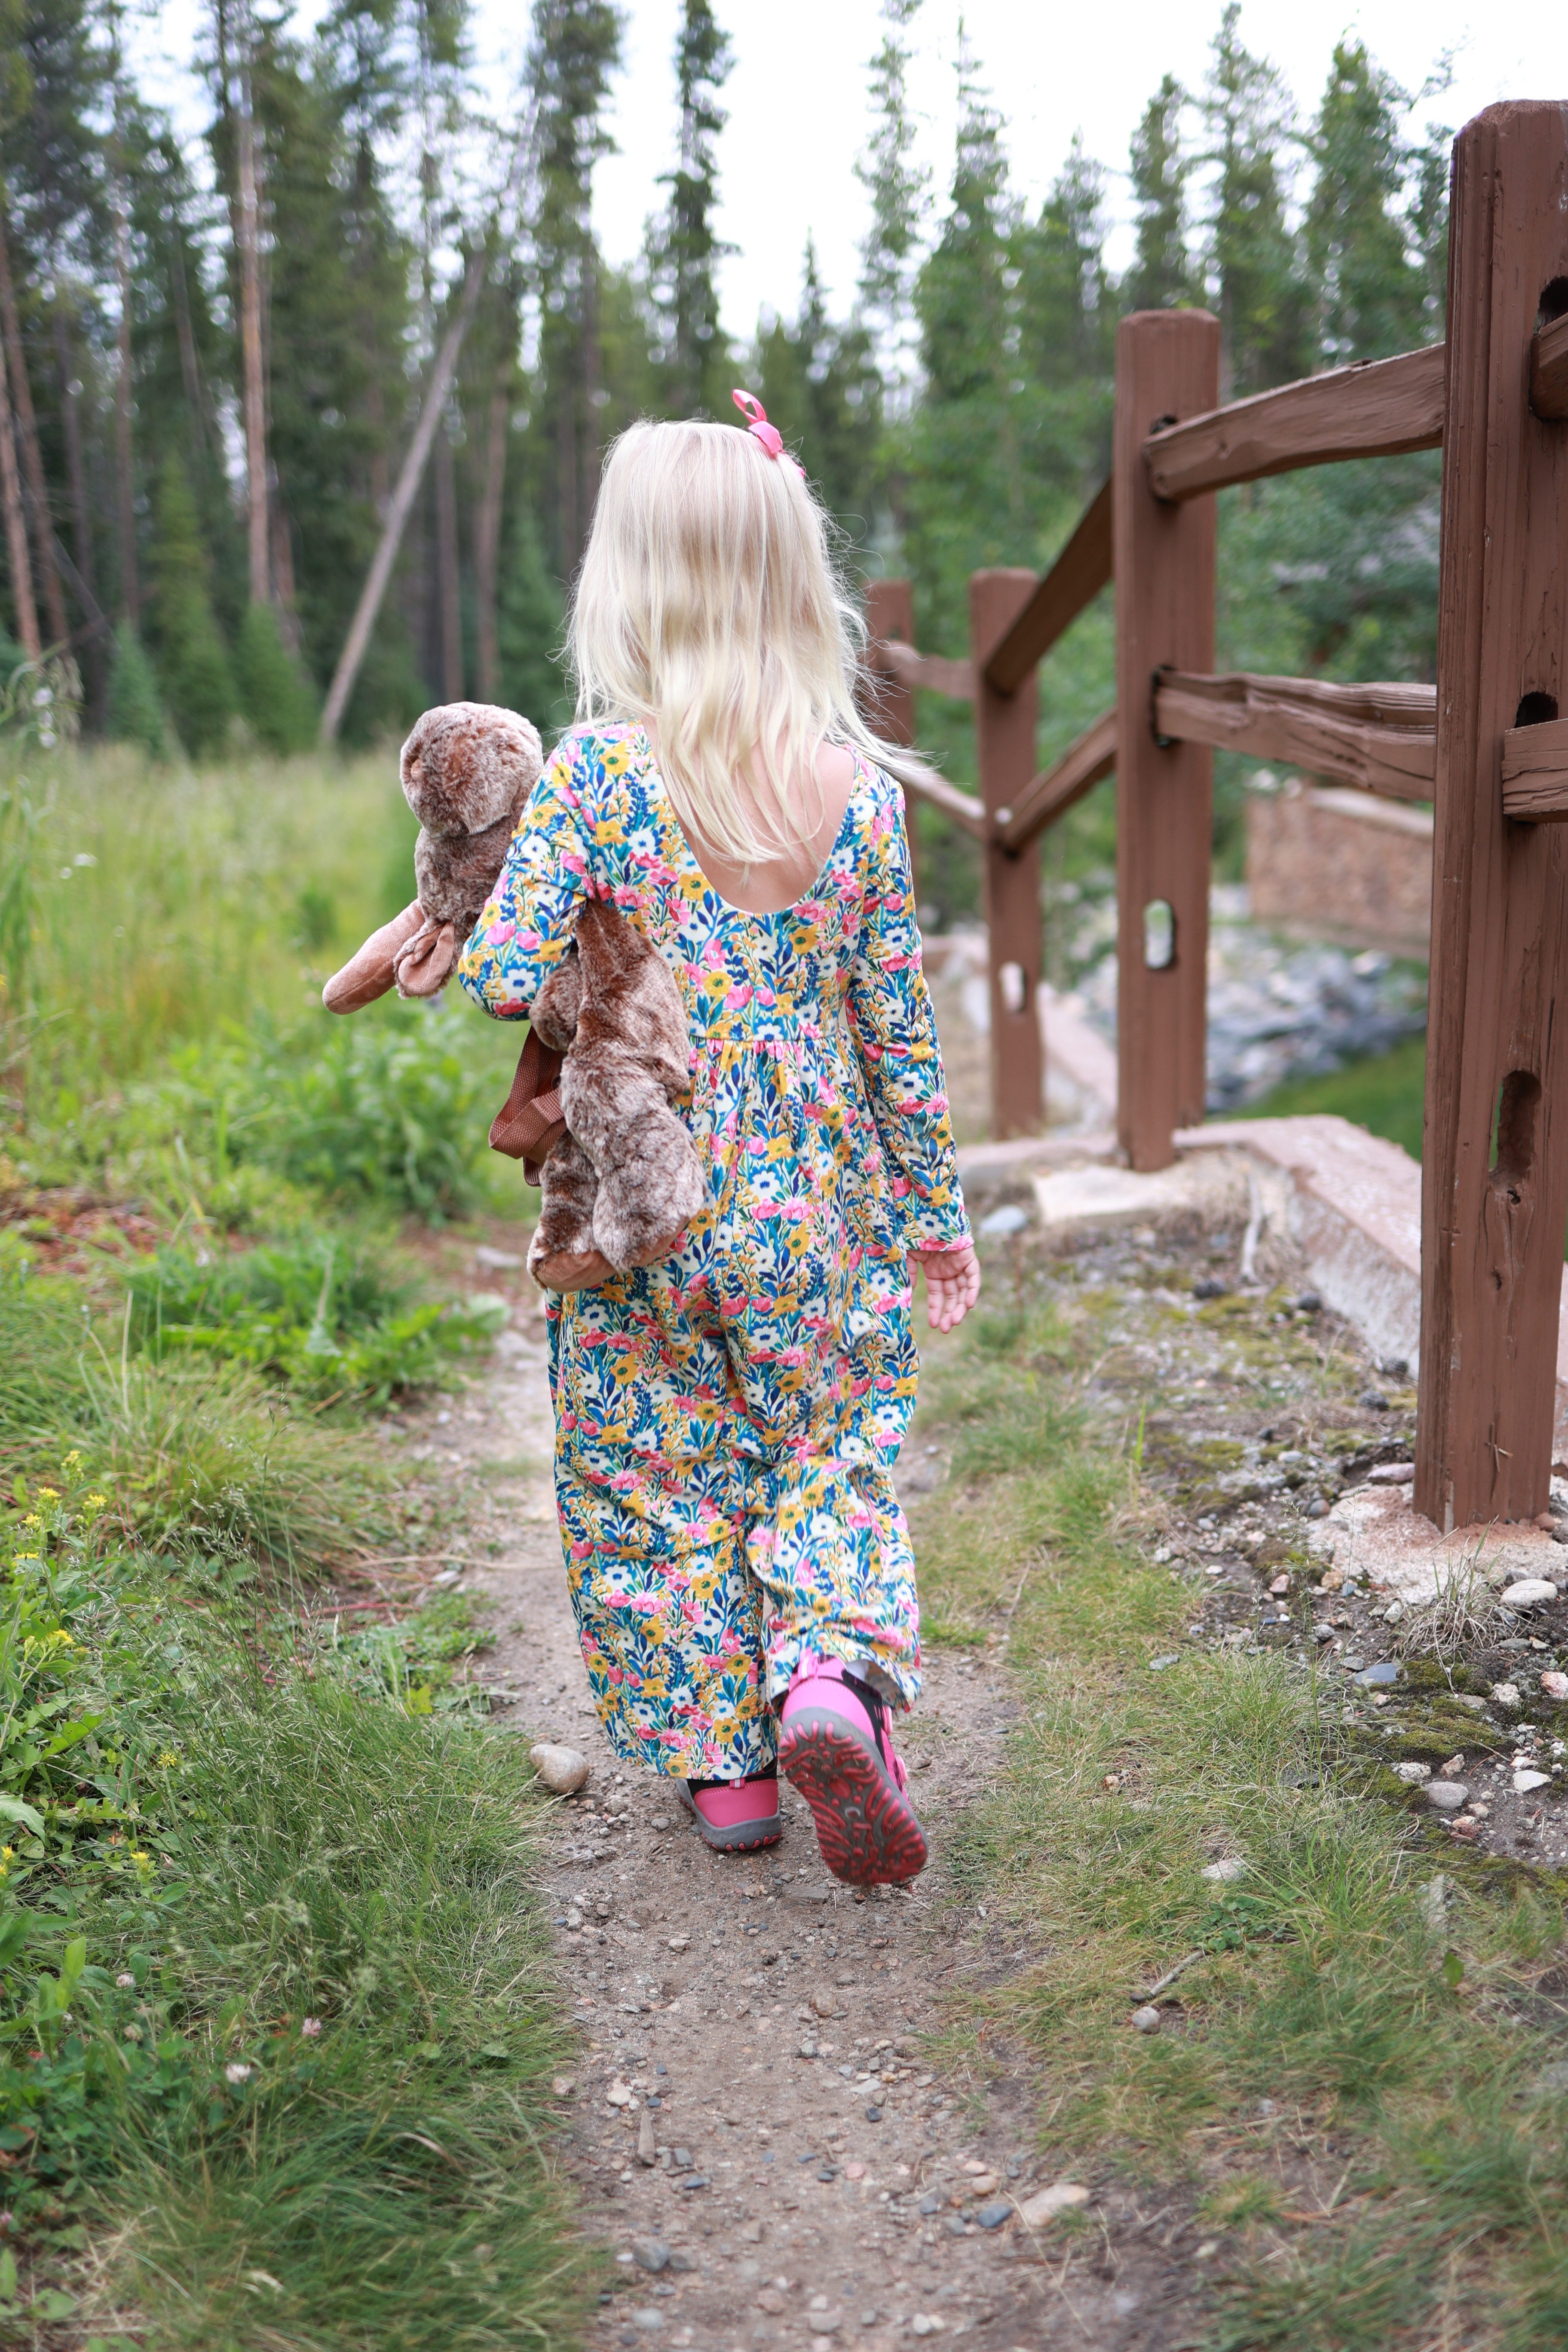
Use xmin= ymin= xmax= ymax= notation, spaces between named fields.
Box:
xmin=132 ymin=1 xmax=1554 ymax=333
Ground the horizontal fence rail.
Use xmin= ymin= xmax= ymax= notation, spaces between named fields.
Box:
xmin=995 ymin=710 xmax=1117 ymax=851
xmin=1152 ymin=669 xmax=1437 ymax=799
xmin=1501 ymin=714 xmax=1568 ymax=818
xmin=1142 ymin=342 xmax=1447 ymax=502
xmin=877 ymin=640 xmax=975 ymax=701
xmin=1531 ymin=310 xmax=1568 ymax=419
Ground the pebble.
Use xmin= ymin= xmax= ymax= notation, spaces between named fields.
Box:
xmin=812 ymin=1991 xmax=837 ymax=2018
xmin=529 ymin=1742 xmax=590 ymax=1795
xmin=910 ymin=2319 xmax=944 ymax=2339
xmin=1368 ymin=1461 xmax=1416 ymax=1485
xmin=1356 ymin=1661 xmax=1400 ymax=1687
xmin=1148 ymin=1653 xmax=1179 ymax=1672
xmin=1490 ymin=1683 xmax=1522 ymax=1710
xmin=1513 ymin=1769 xmax=1551 ymax=1794
xmin=1202 ymin=1857 xmax=1246 ymax=1882
xmin=976 ymin=2201 xmax=1013 ymax=2230
xmin=637 ymin=2110 xmax=656 ymax=2165
xmin=551 ymin=2073 xmax=576 ymax=2095
xmin=632 ymin=2238 xmax=671 ymax=2273
xmin=979 ymin=1203 xmax=1031 ymax=1238
xmin=1268 ymin=1573 xmax=1291 ymax=1596
xmin=1017 ymin=2182 xmax=1091 ymax=2226
xmin=606 ymin=2079 xmax=634 ymax=2107
xmin=1131 ymin=2005 xmax=1161 ymax=2033
xmin=1541 ymin=1671 xmax=1568 ymax=1701
xmin=1531 ymin=2060 xmax=1568 ymax=2095
xmin=1393 ymin=1763 xmax=1431 ymax=1783
xmin=1426 ymin=1782 xmax=1470 ymax=1812
xmin=1501 ymin=1580 xmax=1559 ymax=1610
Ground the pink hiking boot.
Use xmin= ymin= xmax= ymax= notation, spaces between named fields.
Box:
xmin=674 ymin=1771 xmax=782 ymax=1854
xmin=777 ymin=1658 xmax=928 ymax=1886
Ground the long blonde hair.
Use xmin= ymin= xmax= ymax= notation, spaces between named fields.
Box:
xmin=568 ymin=416 xmax=911 ymax=866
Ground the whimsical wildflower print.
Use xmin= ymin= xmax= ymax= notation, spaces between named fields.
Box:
xmin=460 ymin=727 xmax=970 ymax=1781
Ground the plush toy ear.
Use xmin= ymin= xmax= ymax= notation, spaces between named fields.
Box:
xmin=322 ymin=901 xmax=426 ymax=1013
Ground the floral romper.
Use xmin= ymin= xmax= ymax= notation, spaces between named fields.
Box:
xmin=459 ymin=726 xmax=970 ymax=1782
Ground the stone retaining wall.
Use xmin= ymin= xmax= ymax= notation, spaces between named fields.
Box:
xmin=1246 ymin=781 xmax=1433 ymax=955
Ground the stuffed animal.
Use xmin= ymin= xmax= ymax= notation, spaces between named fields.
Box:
xmin=322 ymin=701 xmax=704 ymax=1295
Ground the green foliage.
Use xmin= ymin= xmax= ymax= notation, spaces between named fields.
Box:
xmin=149 ymin=455 xmax=236 ymax=760
xmin=646 ymin=0 xmax=734 ymax=419
xmin=234 ymin=602 xmax=318 ymax=755
xmin=1240 ymin=1031 xmax=1428 ymax=1161
xmin=1126 ymin=74 xmax=1194 ymax=312
xmin=103 ymin=627 xmax=165 ymax=759
xmin=122 ymin=1230 xmax=505 ymax=1403
xmin=496 ymin=499 xmax=569 ymax=734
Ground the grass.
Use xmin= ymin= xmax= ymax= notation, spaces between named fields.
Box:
xmin=908 ymin=1264 xmax=1568 ymax=2352
xmin=0 ymin=731 xmax=587 ymax=2347
xmin=1235 ymin=1031 xmax=1428 ymax=1162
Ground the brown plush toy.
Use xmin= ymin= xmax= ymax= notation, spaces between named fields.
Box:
xmin=323 ymin=701 xmax=704 ymax=1295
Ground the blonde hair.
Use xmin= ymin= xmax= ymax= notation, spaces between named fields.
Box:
xmin=568 ymin=416 xmax=912 ymax=866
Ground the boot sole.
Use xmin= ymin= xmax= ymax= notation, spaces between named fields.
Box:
xmin=674 ymin=1779 xmax=783 ymax=1853
xmin=777 ymin=1706 xmax=928 ymax=1886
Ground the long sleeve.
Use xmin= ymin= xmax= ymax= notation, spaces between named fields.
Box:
xmin=845 ymin=781 xmax=971 ymax=1252
xmin=458 ymin=735 xmax=597 ymax=1020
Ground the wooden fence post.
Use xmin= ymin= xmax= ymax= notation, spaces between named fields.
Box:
xmin=1416 ymin=104 xmax=1568 ymax=1533
xmin=971 ymin=569 xmax=1043 ymax=1137
xmin=1113 ymin=310 xmax=1220 ymax=1170
xmin=865 ymin=577 xmax=918 ymax=903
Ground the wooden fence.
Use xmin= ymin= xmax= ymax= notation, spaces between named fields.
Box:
xmin=868 ymin=101 xmax=1568 ymax=1538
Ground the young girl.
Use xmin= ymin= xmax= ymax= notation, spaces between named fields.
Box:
xmin=459 ymin=396 xmax=979 ymax=1886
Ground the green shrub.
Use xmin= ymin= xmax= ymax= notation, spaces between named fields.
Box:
xmin=104 ymin=623 xmax=166 ymax=758
xmin=235 ymin=601 xmax=318 ymax=755
xmin=150 ymin=455 xmax=236 ymax=758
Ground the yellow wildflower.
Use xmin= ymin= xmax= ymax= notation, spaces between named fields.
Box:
xmin=36 ymin=1487 xmax=58 ymax=1501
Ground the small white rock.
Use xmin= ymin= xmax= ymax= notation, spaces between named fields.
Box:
xmin=1368 ymin=1462 xmax=1416 ymax=1485
xmin=1017 ymin=2182 xmax=1091 ymax=2226
xmin=910 ymin=2319 xmax=945 ymax=2340
xmin=1490 ymin=1683 xmax=1522 ymax=1709
xmin=1502 ymin=1580 xmax=1559 ymax=1610
xmin=529 ymin=1742 xmax=590 ymax=1795
xmin=1201 ymin=1857 xmax=1246 ymax=1882
xmin=605 ymin=2079 xmax=633 ymax=2108
xmin=1513 ymin=1769 xmax=1552 ymax=1794
xmin=1541 ymin=1671 xmax=1568 ymax=1701
xmin=1131 ymin=2005 xmax=1161 ymax=2033
xmin=1426 ymin=1781 xmax=1470 ymax=1812
xmin=1394 ymin=1762 xmax=1431 ymax=1783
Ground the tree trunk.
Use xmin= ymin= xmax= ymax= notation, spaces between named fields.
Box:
xmin=435 ymin=413 xmax=462 ymax=700
xmin=0 ymin=209 xmax=67 ymax=651
xmin=53 ymin=305 xmax=104 ymax=724
xmin=168 ymin=231 xmax=206 ymax=444
xmin=235 ymin=40 xmax=270 ymax=607
xmin=0 ymin=323 xmax=40 ymax=659
xmin=474 ymin=368 xmax=508 ymax=699
xmin=582 ymin=244 xmax=601 ymax=540
xmin=112 ymin=173 xmax=138 ymax=624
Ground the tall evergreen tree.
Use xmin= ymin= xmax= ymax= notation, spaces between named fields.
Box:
xmin=1127 ymin=74 xmax=1193 ymax=313
xmin=856 ymin=0 xmax=926 ymax=410
xmin=647 ymin=0 xmax=733 ymax=420
xmin=150 ymin=450 xmax=236 ymax=756
xmin=1200 ymin=4 xmax=1309 ymax=395
xmin=750 ymin=242 xmax=879 ymax=536
xmin=1305 ymin=41 xmax=1425 ymax=363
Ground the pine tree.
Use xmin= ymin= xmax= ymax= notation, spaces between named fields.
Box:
xmin=150 ymin=451 xmax=236 ymax=757
xmin=1200 ymin=4 xmax=1309 ymax=395
xmin=105 ymin=620 xmax=165 ymax=755
xmin=647 ymin=0 xmax=733 ymax=420
xmin=748 ymin=243 xmax=880 ymax=538
xmin=496 ymin=497 xmax=568 ymax=731
xmin=1305 ymin=41 xmax=1425 ymax=362
xmin=236 ymin=600 xmax=318 ymax=753
xmin=856 ymin=0 xmax=926 ymax=408
xmin=1127 ymin=74 xmax=1193 ymax=313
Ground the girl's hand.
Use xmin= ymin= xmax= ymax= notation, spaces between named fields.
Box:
xmin=915 ymin=1242 xmax=981 ymax=1333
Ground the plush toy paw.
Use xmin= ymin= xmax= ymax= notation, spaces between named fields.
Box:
xmin=528 ymin=1135 xmax=614 ymax=1291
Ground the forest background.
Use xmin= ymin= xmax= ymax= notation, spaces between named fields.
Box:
xmin=0 ymin=0 xmax=1454 ymax=922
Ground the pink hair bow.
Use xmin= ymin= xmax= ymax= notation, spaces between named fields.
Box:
xmin=733 ymin=388 xmax=786 ymax=459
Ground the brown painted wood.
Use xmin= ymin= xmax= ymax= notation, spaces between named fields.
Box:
xmin=1115 ymin=310 xmax=1221 ymax=1171
xmin=972 ymin=569 xmax=1044 ymax=1136
xmin=1501 ymin=714 xmax=1568 ymax=817
xmin=1153 ymin=670 xmax=1436 ymax=799
xmin=876 ymin=640 xmax=975 ymax=701
xmin=900 ymin=767 xmax=989 ymax=838
xmin=1417 ymin=104 xmax=1568 ymax=1534
xmin=1529 ymin=309 xmax=1568 ymax=421
xmin=1143 ymin=341 xmax=1446 ymax=502
xmin=996 ymin=710 xmax=1117 ymax=851
xmin=982 ymin=479 xmax=1113 ymax=694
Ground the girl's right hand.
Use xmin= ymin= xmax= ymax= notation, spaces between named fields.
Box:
xmin=915 ymin=1243 xmax=981 ymax=1333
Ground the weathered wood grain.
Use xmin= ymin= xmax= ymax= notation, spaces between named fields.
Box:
xmin=1115 ymin=309 xmax=1221 ymax=1172
xmin=875 ymin=640 xmax=975 ymax=701
xmin=1142 ymin=341 xmax=1446 ymax=502
xmin=1417 ymin=104 xmax=1568 ymax=1534
xmin=972 ymin=570 xmax=1045 ymax=1135
xmin=995 ymin=710 xmax=1117 ymax=852
xmin=1153 ymin=669 xmax=1436 ymax=798
xmin=1529 ymin=309 xmax=1568 ymax=422
xmin=981 ymin=480 xmax=1113 ymax=694
xmin=1501 ymin=713 xmax=1568 ymax=819
xmin=864 ymin=579 xmax=919 ymax=895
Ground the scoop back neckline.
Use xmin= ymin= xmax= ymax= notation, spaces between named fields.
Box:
xmin=621 ymin=724 xmax=866 ymax=923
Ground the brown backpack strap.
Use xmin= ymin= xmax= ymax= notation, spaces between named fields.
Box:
xmin=489 ymin=1029 xmax=569 ymax=1182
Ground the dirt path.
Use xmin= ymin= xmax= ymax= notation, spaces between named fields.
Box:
xmin=378 ymin=1272 xmax=1201 ymax=2352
